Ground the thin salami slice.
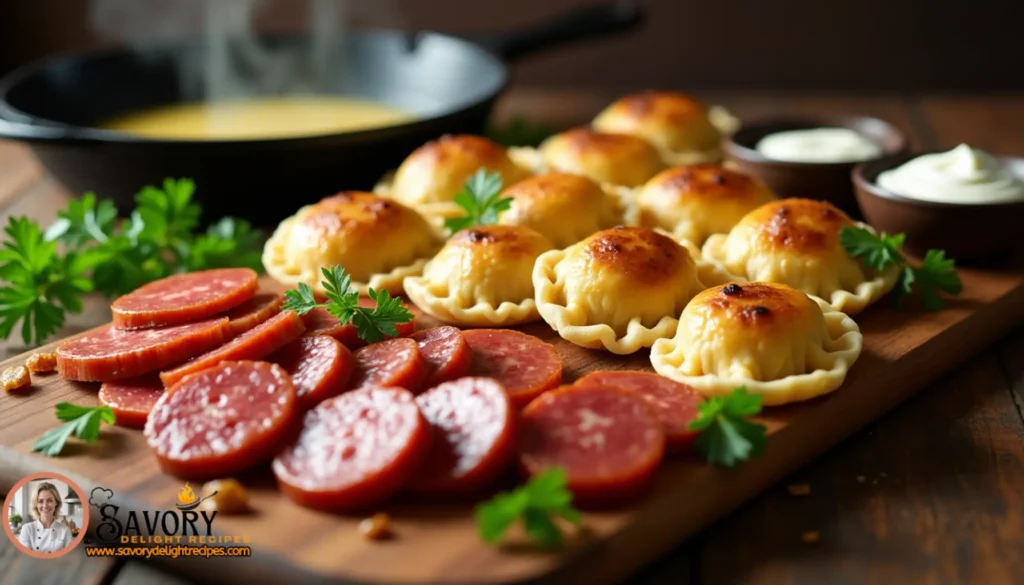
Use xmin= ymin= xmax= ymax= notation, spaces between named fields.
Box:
xmin=98 ymin=376 xmax=164 ymax=429
xmin=519 ymin=384 xmax=666 ymax=507
xmin=409 ymin=327 xmax=471 ymax=387
xmin=269 ymin=336 xmax=354 ymax=411
xmin=302 ymin=297 xmax=416 ymax=348
xmin=412 ymin=377 xmax=516 ymax=495
xmin=160 ymin=311 xmax=305 ymax=388
xmin=227 ymin=293 xmax=284 ymax=337
xmin=111 ymin=268 xmax=258 ymax=329
xmin=462 ymin=329 xmax=563 ymax=409
xmin=349 ymin=338 xmax=428 ymax=393
xmin=145 ymin=361 xmax=296 ymax=479
xmin=575 ymin=371 xmax=702 ymax=452
xmin=273 ymin=386 xmax=432 ymax=511
xmin=57 ymin=318 xmax=230 ymax=382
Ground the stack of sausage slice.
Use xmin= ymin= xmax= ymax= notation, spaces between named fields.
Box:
xmin=54 ymin=269 xmax=706 ymax=512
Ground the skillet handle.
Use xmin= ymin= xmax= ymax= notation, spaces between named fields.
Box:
xmin=467 ymin=1 xmax=643 ymax=62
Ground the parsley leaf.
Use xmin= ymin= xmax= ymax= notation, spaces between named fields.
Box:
xmin=444 ymin=169 xmax=511 ymax=234
xmin=44 ymin=192 xmax=118 ymax=246
xmin=0 ymin=217 xmax=96 ymax=346
xmin=476 ymin=468 xmax=581 ymax=548
xmin=687 ymin=387 xmax=767 ymax=468
xmin=839 ymin=226 xmax=962 ymax=310
xmin=280 ymin=266 xmax=413 ymax=345
xmin=32 ymin=403 xmax=116 ymax=457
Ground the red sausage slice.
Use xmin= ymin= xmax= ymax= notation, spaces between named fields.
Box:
xmin=98 ymin=376 xmax=164 ymax=429
xmin=227 ymin=293 xmax=284 ymax=337
xmin=409 ymin=327 xmax=471 ymax=387
xmin=273 ymin=386 xmax=432 ymax=511
xmin=160 ymin=311 xmax=305 ymax=387
xmin=349 ymin=338 xmax=428 ymax=393
xmin=412 ymin=377 xmax=516 ymax=495
xmin=302 ymin=297 xmax=415 ymax=348
xmin=145 ymin=361 xmax=296 ymax=479
xmin=112 ymin=268 xmax=258 ymax=330
xmin=462 ymin=329 xmax=563 ymax=409
xmin=575 ymin=371 xmax=702 ymax=452
xmin=57 ymin=318 xmax=230 ymax=382
xmin=519 ymin=384 xmax=665 ymax=507
xmin=268 ymin=336 xmax=354 ymax=411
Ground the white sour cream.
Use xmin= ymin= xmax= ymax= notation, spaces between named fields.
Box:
xmin=755 ymin=127 xmax=883 ymax=163
xmin=876 ymin=144 xmax=1024 ymax=204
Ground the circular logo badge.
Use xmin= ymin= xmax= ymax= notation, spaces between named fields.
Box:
xmin=3 ymin=472 xmax=90 ymax=559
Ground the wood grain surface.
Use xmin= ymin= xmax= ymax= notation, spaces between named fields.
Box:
xmin=1 ymin=263 xmax=1023 ymax=585
xmin=1 ymin=91 xmax=1024 ymax=585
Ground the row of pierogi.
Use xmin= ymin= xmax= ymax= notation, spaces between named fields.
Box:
xmin=263 ymin=91 xmax=899 ymax=407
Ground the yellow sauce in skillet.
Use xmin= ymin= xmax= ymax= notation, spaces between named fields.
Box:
xmin=100 ymin=96 xmax=416 ymax=140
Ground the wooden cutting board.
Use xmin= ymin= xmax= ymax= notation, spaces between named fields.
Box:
xmin=3 ymin=267 xmax=1024 ymax=585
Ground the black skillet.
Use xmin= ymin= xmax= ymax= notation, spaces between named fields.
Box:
xmin=0 ymin=1 xmax=641 ymax=227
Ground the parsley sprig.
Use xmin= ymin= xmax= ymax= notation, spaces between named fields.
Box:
xmin=476 ymin=468 xmax=582 ymax=548
xmin=281 ymin=266 xmax=413 ymax=344
xmin=444 ymin=169 xmax=512 ymax=234
xmin=0 ymin=178 xmax=264 ymax=346
xmin=32 ymin=403 xmax=116 ymax=457
xmin=839 ymin=226 xmax=963 ymax=310
xmin=687 ymin=387 xmax=767 ymax=468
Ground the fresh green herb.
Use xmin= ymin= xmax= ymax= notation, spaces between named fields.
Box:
xmin=840 ymin=226 xmax=963 ymax=310
xmin=485 ymin=113 xmax=555 ymax=147
xmin=0 ymin=178 xmax=265 ymax=347
xmin=476 ymin=468 xmax=581 ymax=548
xmin=0 ymin=218 xmax=96 ymax=345
xmin=444 ymin=169 xmax=511 ymax=234
xmin=32 ymin=403 xmax=116 ymax=457
xmin=687 ymin=386 xmax=767 ymax=469
xmin=281 ymin=266 xmax=413 ymax=344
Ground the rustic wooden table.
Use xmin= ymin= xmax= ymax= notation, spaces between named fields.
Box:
xmin=1 ymin=89 xmax=1023 ymax=585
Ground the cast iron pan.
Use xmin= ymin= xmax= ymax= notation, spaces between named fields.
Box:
xmin=0 ymin=2 xmax=641 ymax=226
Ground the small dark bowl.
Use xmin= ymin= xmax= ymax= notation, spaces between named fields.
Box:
xmin=723 ymin=116 xmax=909 ymax=218
xmin=853 ymin=152 xmax=1024 ymax=263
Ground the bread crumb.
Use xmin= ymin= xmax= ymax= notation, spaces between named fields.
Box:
xmin=25 ymin=352 xmax=57 ymax=373
xmin=856 ymin=475 xmax=866 ymax=483
xmin=1 ymin=366 xmax=30 ymax=392
xmin=787 ymin=483 xmax=811 ymax=496
xmin=801 ymin=531 xmax=820 ymax=544
xmin=359 ymin=513 xmax=392 ymax=540
xmin=200 ymin=478 xmax=249 ymax=515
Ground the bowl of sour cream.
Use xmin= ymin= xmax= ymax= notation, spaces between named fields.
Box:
xmin=853 ymin=144 xmax=1024 ymax=262
xmin=724 ymin=116 xmax=908 ymax=218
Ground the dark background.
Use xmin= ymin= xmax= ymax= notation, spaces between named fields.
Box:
xmin=0 ymin=0 xmax=1022 ymax=92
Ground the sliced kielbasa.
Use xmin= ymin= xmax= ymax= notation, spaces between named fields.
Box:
xmin=273 ymin=386 xmax=432 ymax=512
xmin=111 ymin=268 xmax=258 ymax=329
xmin=412 ymin=377 xmax=516 ymax=495
xmin=409 ymin=327 xmax=471 ymax=387
xmin=269 ymin=335 xmax=354 ymax=411
xmin=349 ymin=337 xmax=428 ymax=393
xmin=519 ymin=384 xmax=665 ymax=507
xmin=145 ymin=361 xmax=297 ymax=480
xmin=575 ymin=371 xmax=703 ymax=452
xmin=98 ymin=375 xmax=164 ymax=429
xmin=226 ymin=293 xmax=284 ymax=337
xmin=57 ymin=318 xmax=230 ymax=382
xmin=159 ymin=310 xmax=305 ymax=388
xmin=462 ymin=329 xmax=563 ymax=408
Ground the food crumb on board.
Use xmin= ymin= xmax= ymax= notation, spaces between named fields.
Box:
xmin=359 ymin=513 xmax=393 ymax=540
xmin=1 ymin=366 xmax=31 ymax=392
xmin=879 ymin=472 xmax=888 ymax=478
xmin=856 ymin=475 xmax=866 ymax=483
xmin=200 ymin=478 xmax=249 ymax=515
xmin=801 ymin=530 xmax=821 ymax=544
xmin=25 ymin=352 xmax=58 ymax=373
xmin=872 ymin=479 xmax=879 ymax=485
xmin=787 ymin=483 xmax=811 ymax=496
